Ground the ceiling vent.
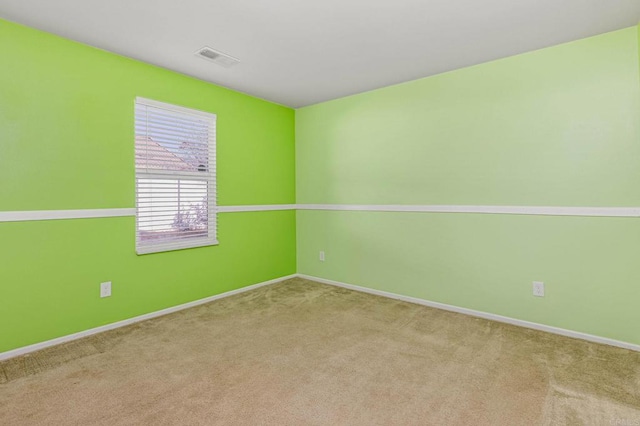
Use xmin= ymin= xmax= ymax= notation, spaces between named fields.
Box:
xmin=195 ymin=47 xmax=240 ymax=68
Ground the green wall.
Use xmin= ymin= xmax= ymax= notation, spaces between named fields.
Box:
xmin=0 ymin=19 xmax=296 ymax=353
xmin=2 ymin=18 xmax=639 ymax=354
xmin=296 ymin=27 xmax=640 ymax=345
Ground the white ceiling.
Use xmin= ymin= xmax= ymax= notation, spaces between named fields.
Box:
xmin=1 ymin=0 xmax=639 ymax=108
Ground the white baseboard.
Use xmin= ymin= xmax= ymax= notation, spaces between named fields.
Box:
xmin=297 ymin=274 xmax=640 ymax=352
xmin=4 ymin=272 xmax=637 ymax=362
xmin=0 ymin=274 xmax=297 ymax=361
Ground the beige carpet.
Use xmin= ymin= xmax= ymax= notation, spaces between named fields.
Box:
xmin=1 ymin=278 xmax=639 ymax=425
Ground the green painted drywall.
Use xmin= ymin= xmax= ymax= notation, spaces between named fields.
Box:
xmin=0 ymin=19 xmax=296 ymax=353
xmin=2 ymin=18 xmax=639 ymax=355
xmin=296 ymin=27 xmax=640 ymax=345
xmin=297 ymin=27 xmax=640 ymax=207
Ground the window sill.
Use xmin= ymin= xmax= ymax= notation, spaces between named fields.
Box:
xmin=136 ymin=238 xmax=219 ymax=255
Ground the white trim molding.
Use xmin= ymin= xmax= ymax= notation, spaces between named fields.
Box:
xmin=2 ymin=204 xmax=640 ymax=222
xmin=0 ymin=205 xmax=297 ymax=222
xmin=0 ymin=274 xmax=297 ymax=361
xmin=297 ymin=274 xmax=640 ymax=352
xmin=0 ymin=208 xmax=136 ymax=223
xmin=2 ymin=273 xmax=638 ymax=361
xmin=298 ymin=204 xmax=640 ymax=217
xmin=217 ymin=204 xmax=297 ymax=213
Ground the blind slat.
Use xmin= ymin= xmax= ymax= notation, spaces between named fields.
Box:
xmin=135 ymin=106 xmax=213 ymax=127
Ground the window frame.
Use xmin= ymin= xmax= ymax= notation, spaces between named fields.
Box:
xmin=134 ymin=97 xmax=217 ymax=255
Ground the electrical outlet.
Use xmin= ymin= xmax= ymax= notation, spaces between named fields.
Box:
xmin=319 ymin=251 xmax=325 ymax=262
xmin=533 ymin=281 xmax=544 ymax=297
xmin=100 ymin=281 xmax=112 ymax=298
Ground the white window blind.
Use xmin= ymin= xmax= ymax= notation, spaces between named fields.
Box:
xmin=135 ymin=97 xmax=217 ymax=254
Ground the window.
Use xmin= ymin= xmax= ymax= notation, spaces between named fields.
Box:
xmin=135 ymin=97 xmax=217 ymax=254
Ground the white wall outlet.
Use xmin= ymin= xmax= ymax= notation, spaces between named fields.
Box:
xmin=319 ymin=251 xmax=325 ymax=262
xmin=533 ymin=281 xmax=544 ymax=297
xmin=100 ymin=281 xmax=112 ymax=298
